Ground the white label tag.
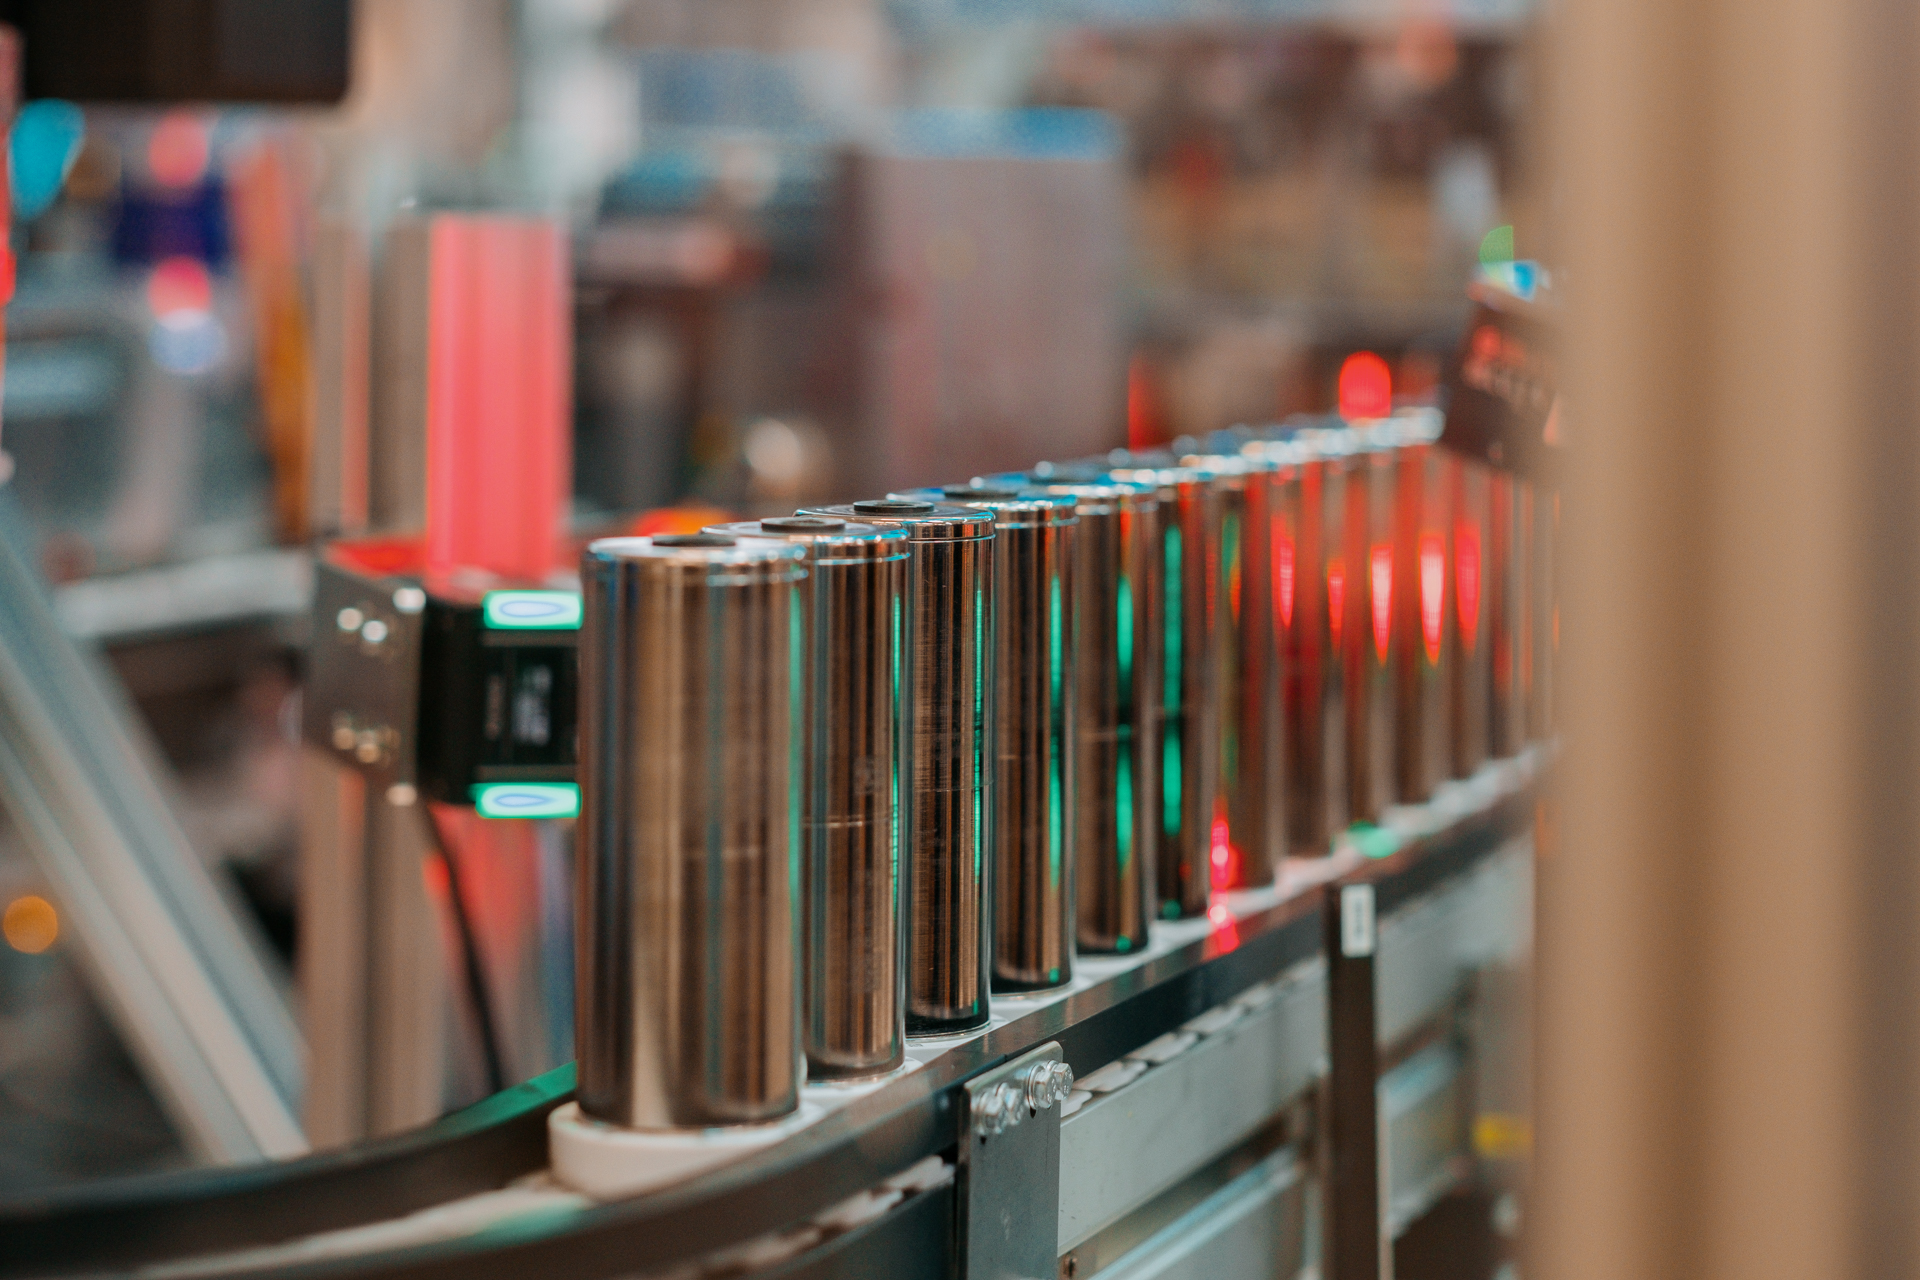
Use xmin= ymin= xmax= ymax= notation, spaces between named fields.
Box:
xmin=1340 ymin=884 xmax=1376 ymax=958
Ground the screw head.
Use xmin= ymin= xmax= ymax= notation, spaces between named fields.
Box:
xmin=1026 ymin=1060 xmax=1075 ymax=1110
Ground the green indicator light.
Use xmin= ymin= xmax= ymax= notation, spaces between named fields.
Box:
xmin=1350 ymin=823 xmax=1401 ymax=860
xmin=473 ymin=782 xmax=580 ymax=819
xmin=483 ymin=590 xmax=582 ymax=630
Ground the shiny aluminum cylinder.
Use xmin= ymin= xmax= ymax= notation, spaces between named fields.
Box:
xmin=576 ymin=533 xmax=805 ymax=1129
xmin=919 ymin=486 xmax=1079 ymax=993
xmin=1033 ymin=481 xmax=1163 ymax=955
xmin=1448 ymin=457 xmax=1492 ymax=777
xmin=802 ymin=499 xmax=996 ymax=1034
xmin=1392 ymin=441 xmax=1451 ymax=803
xmin=1105 ymin=460 xmax=1220 ymax=917
xmin=1269 ymin=433 xmax=1352 ymax=854
xmin=1487 ymin=473 xmax=1529 ymax=758
xmin=1528 ymin=485 xmax=1558 ymax=741
xmin=707 ymin=516 xmax=909 ymax=1079
xmin=1348 ymin=441 xmax=1397 ymax=825
xmin=1179 ymin=451 xmax=1285 ymax=888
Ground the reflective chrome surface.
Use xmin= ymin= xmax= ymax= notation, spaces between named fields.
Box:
xmin=1262 ymin=436 xmax=1351 ymax=855
xmin=930 ymin=487 xmax=1079 ymax=991
xmin=1181 ymin=452 xmax=1285 ymax=888
xmin=804 ymin=501 xmax=997 ymax=1033
xmin=1393 ymin=443 xmax=1451 ymax=803
xmin=1487 ymin=473 xmax=1530 ymax=758
xmin=1350 ymin=445 xmax=1397 ymax=824
xmin=576 ymin=533 xmax=805 ymax=1128
xmin=1106 ymin=460 xmax=1220 ymax=917
xmin=1037 ymin=481 xmax=1162 ymax=954
xmin=708 ymin=517 xmax=910 ymax=1080
xmin=1448 ymin=458 xmax=1492 ymax=778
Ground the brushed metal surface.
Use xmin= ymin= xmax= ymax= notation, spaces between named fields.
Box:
xmin=1448 ymin=457 xmax=1492 ymax=779
xmin=1106 ymin=463 xmax=1221 ymax=919
xmin=1393 ymin=444 xmax=1452 ymax=804
xmin=804 ymin=501 xmax=998 ymax=1034
xmin=934 ymin=489 xmax=1079 ymax=993
xmin=709 ymin=517 xmax=911 ymax=1079
xmin=1037 ymin=482 xmax=1163 ymax=955
xmin=576 ymin=533 xmax=806 ymax=1129
xmin=1180 ymin=452 xmax=1285 ymax=889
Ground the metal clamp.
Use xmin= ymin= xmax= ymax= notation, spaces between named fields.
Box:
xmin=961 ymin=1042 xmax=1067 ymax=1279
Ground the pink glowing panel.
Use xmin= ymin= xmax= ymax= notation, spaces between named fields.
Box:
xmin=1338 ymin=351 xmax=1392 ymax=420
xmin=425 ymin=216 xmax=571 ymax=583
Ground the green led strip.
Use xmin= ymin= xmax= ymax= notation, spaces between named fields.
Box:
xmin=482 ymin=590 xmax=582 ymax=630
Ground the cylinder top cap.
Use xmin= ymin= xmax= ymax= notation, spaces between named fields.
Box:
xmin=761 ymin=516 xmax=845 ymax=532
xmin=853 ymin=499 xmax=935 ymax=516
xmin=654 ymin=533 xmax=735 ymax=547
xmin=799 ymin=502 xmax=995 ymax=542
xmin=586 ymin=535 xmax=804 ymax=568
xmin=944 ymin=483 xmax=1023 ymax=499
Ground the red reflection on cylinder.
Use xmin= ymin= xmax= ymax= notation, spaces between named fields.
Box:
xmin=1456 ymin=519 xmax=1482 ymax=654
xmin=1370 ymin=543 xmax=1392 ymax=662
xmin=1327 ymin=556 xmax=1347 ymax=652
xmin=1420 ymin=531 xmax=1445 ymax=663
xmin=1276 ymin=528 xmax=1295 ymax=628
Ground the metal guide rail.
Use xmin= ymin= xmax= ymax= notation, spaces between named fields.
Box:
xmin=0 ymin=764 xmax=1537 ymax=1280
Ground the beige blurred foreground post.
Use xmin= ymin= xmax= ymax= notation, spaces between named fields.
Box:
xmin=1540 ymin=0 xmax=1920 ymax=1277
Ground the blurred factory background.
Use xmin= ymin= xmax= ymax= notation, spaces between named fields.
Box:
xmin=0 ymin=0 xmax=1538 ymax=1189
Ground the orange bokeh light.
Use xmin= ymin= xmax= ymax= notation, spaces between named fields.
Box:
xmin=4 ymin=895 xmax=58 ymax=954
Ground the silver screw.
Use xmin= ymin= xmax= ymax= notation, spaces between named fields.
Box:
xmin=361 ymin=618 xmax=389 ymax=644
xmin=392 ymin=586 xmax=427 ymax=614
xmin=336 ymin=606 xmax=364 ymax=632
xmin=972 ymin=1087 xmax=1006 ymax=1138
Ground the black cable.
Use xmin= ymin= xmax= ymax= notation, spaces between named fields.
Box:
xmin=419 ymin=809 xmax=508 ymax=1097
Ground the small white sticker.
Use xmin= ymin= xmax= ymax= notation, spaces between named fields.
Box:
xmin=1340 ymin=884 xmax=1376 ymax=958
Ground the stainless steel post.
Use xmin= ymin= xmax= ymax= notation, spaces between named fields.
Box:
xmin=802 ymin=500 xmax=997 ymax=1034
xmin=928 ymin=487 xmax=1079 ymax=992
xmin=1034 ymin=481 xmax=1162 ymax=955
xmin=707 ymin=516 xmax=909 ymax=1079
xmin=1105 ymin=461 xmax=1220 ymax=917
xmin=576 ymin=533 xmax=805 ymax=1129
xmin=1180 ymin=451 xmax=1285 ymax=887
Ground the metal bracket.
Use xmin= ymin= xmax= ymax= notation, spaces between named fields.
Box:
xmin=960 ymin=1041 xmax=1075 ymax=1280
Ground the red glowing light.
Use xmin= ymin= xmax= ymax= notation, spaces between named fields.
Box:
xmin=149 ymin=111 xmax=210 ymax=189
xmin=1338 ymin=351 xmax=1392 ymax=420
xmin=1370 ymin=543 xmax=1392 ymax=663
xmin=1276 ymin=529 xmax=1295 ymax=628
xmin=1210 ymin=811 xmax=1231 ymax=888
xmin=1127 ymin=353 xmax=1162 ymax=449
xmin=1206 ymin=901 xmax=1241 ymax=948
xmin=1420 ymin=531 xmax=1445 ymax=663
xmin=1456 ymin=519 xmax=1482 ymax=653
xmin=147 ymin=256 xmax=212 ymax=317
xmin=1327 ymin=556 xmax=1346 ymax=651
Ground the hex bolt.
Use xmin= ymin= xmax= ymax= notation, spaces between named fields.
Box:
xmin=1025 ymin=1060 xmax=1075 ymax=1110
xmin=972 ymin=1087 xmax=1007 ymax=1138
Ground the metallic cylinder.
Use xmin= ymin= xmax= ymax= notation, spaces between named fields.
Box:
xmin=1528 ymin=484 xmax=1558 ymax=741
xmin=707 ymin=516 xmax=909 ymax=1080
xmin=1487 ymin=472 xmax=1529 ymax=758
xmin=1179 ymin=452 xmax=1286 ymax=888
xmin=1034 ymin=482 xmax=1162 ymax=955
xmin=802 ymin=500 xmax=996 ymax=1034
xmin=1105 ymin=461 xmax=1220 ymax=917
xmin=1448 ymin=457 xmax=1493 ymax=778
xmin=923 ymin=486 xmax=1079 ymax=993
xmin=1268 ymin=433 xmax=1352 ymax=855
xmin=1347 ymin=440 xmax=1397 ymax=825
xmin=575 ymin=532 xmax=805 ymax=1129
xmin=1392 ymin=440 xmax=1452 ymax=803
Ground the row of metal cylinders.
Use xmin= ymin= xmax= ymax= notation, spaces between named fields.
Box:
xmin=574 ymin=413 xmax=1559 ymax=1131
